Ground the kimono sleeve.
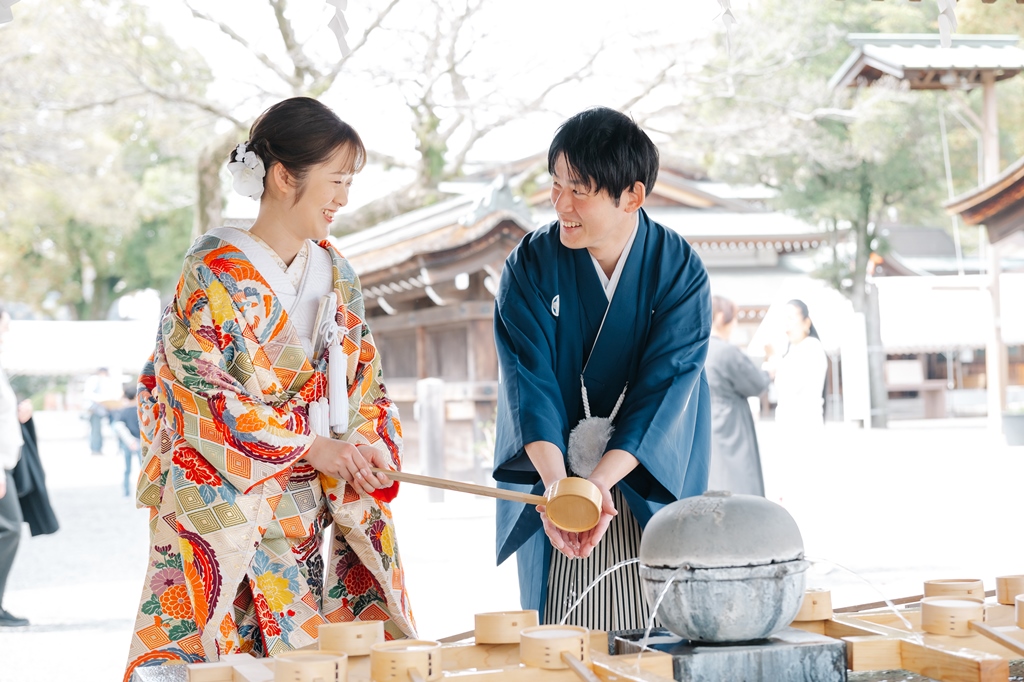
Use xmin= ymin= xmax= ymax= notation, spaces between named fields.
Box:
xmin=160 ymin=257 xmax=314 ymax=495
xmin=336 ymin=267 xmax=403 ymax=503
xmin=606 ymin=250 xmax=712 ymax=504
xmin=492 ymin=245 xmax=567 ymax=483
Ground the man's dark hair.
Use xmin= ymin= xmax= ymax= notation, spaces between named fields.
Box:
xmin=547 ymin=107 xmax=659 ymax=206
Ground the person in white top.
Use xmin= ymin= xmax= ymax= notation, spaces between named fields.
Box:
xmin=766 ymin=299 xmax=828 ymax=428
xmin=82 ymin=367 xmax=121 ymax=455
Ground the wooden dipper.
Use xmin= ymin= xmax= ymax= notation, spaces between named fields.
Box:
xmin=370 ymin=469 xmax=602 ymax=532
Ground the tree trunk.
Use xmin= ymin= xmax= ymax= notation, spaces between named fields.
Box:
xmin=194 ymin=131 xmax=244 ymax=238
xmin=850 ymin=164 xmax=887 ymax=428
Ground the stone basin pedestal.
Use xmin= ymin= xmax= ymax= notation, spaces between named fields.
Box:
xmin=613 ymin=626 xmax=847 ymax=682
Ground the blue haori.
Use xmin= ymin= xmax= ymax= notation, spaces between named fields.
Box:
xmin=492 ymin=208 xmax=713 ymax=623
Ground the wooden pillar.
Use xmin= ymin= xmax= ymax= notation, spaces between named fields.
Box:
xmin=416 ymin=325 xmax=428 ymax=379
xmin=981 ymin=71 xmax=1007 ymax=432
xmin=982 ymin=72 xmax=1000 ymax=182
xmin=416 ymin=378 xmax=446 ymax=502
xmin=987 ymin=236 xmax=1009 ymax=431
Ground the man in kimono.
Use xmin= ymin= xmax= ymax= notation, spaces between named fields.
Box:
xmin=493 ymin=107 xmax=712 ymax=630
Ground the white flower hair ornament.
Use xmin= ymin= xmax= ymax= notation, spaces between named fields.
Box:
xmin=228 ymin=142 xmax=266 ymax=200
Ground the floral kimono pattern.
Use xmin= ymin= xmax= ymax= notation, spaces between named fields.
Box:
xmin=125 ymin=236 xmax=415 ymax=681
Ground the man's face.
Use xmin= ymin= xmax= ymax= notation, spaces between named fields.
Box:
xmin=550 ymin=153 xmax=635 ymax=256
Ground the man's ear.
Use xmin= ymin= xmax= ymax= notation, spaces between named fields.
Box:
xmin=623 ymin=181 xmax=646 ymax=212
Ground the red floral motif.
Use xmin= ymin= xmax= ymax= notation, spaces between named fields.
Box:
xmin=344 ymin=564 xmax=376 ymax=597
xmin=253 ymin=592 xmax=282 ymax=638
xmin=298 ymin=371 xmax=327 ymax=403
xmin=173 ymin=445 xmax=223 ymax=487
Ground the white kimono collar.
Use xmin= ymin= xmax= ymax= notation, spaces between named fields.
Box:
xmin=590 ymin=211 xmax=640 ymax=302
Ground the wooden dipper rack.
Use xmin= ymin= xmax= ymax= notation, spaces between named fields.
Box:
xmin=370 ymin=469 xmax=602 ymax=532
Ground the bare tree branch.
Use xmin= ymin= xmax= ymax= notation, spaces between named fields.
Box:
xmin=447 ymin=47 xmax=602 ymax=174
xmin=323 ymin=0 xmax=404 ymax=86
xmin=621 ymin=58 xmax=678 ymax=117
xmin=182 ymin=0 xmax=300 ymax=89
xmin=269 ymin=0 xmax=312 ymax=87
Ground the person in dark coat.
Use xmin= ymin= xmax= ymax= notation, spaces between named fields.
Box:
xmin=13 ymin=415 xmax=59 ymax=538
xmin=0 ymin=305 xmax=35 ymax=627
xmin=705 ymin=295 xmax=770 ymax=496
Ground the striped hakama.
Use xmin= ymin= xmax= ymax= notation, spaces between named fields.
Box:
xmin=543 ymin=488 xmax=656 ymax=631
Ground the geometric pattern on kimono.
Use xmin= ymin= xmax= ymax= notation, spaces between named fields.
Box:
xmin=125 ymin=233 xmax=415 ymax=680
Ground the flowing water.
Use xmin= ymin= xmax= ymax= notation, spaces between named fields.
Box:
xmin=558 ymin=558 xmax=640 ymax=625
xmin=633 ymin=568 xmax=684 ymax=670
xmin=805 ymin=556 xmax=921 ymax=638
xmin=556 ymin=550 xmax=926 ymax=670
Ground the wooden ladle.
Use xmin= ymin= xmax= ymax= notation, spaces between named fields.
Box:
xmin=370 ymin=468 xmax=602 ymax=532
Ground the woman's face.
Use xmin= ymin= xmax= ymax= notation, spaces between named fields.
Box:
xmin=290 ymin=144 xmax=357 ymax=241
xmin=783 ymin=304 xmax=810 ymax=344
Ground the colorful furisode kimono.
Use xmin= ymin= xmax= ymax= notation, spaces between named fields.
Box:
xmin=125 ymin=228 xmax=415 ymax=680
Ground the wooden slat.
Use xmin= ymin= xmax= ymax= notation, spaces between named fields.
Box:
xmin=968 ymin=621 xmax=1024 ymax=659
xmin=845 ymin=636 xmax=903 ymax=672
xmin=899 ymin=639 xmax=1008 ymax=682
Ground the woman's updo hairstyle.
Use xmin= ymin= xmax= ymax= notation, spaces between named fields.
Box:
xmin=230 ymin=97 xmax=366 ymax=202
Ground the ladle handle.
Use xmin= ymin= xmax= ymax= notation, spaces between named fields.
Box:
xmin=371 ymin=468 xmax=547 ymax=506
xmin=560 ymin=652 xmax=601 ymax=682
xmin=968 ymin=620 xmax=1024 ymax=658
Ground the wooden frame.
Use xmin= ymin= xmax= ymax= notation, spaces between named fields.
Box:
xmin=791 ymin=603 xmax=1024 ymax=682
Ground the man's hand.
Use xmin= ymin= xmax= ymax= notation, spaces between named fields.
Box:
xmin=304 ymin=436 xmax=393 ymax=494
xmin=576 ymin=478 xmax=617 ymax=558
xmin=536 ymin=502 xmax=581 ymax=559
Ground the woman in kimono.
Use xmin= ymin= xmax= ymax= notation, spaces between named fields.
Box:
xmin=125 ymin=98 xmax=414 ymax=679
xmin=768 ymin=299 xmax=828 ymax=427
xmin=705 ymin=295 xmax=769 ymax=496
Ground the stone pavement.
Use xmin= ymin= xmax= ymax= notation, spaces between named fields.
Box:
xmin=0 ymin=413 xmax=1022 ymax=681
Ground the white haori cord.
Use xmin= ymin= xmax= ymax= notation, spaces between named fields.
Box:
xmin=309 ymin=292 xmax=347 ymax=438
xmin=328 ymin=330 xmax=349 ymax=435
xmin=567 ymin=378 xmax=627 ymax=479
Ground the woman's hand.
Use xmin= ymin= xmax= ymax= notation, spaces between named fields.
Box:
xmin=304 ymin=436 xmax=393 ymax=494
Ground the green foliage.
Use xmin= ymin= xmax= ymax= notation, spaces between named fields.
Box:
xmin=0 ymin=0 xmax=213 ymax=319
xmin=662 ymin=0 xmax=1012 ymax=309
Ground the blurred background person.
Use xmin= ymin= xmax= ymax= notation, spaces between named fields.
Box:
xmin=82 ymin=367 xmax=121 ymax=456
xmin=765 ymin=299 xmax=828 ymax=428
xmin=706 ymin=295 xmax=770 ymax=496
xmin=111 ymin=384 xmax=141 ymax=497
xmin=0 ymin=304 xmax=32 ymax=627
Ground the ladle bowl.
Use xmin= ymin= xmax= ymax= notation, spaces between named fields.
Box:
xmin=370 ymin=469 xmax=602 ymax=532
